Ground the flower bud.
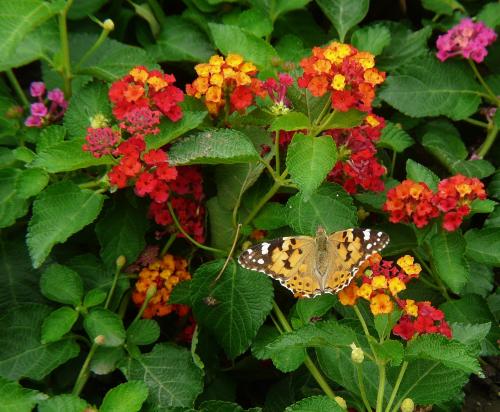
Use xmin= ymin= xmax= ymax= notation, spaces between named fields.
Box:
xmin=350 ymin=342 xmax=364 ymax=364
xmin=90 ymin=113 xmax=109 ymax=129
xmin=334 ymin=396 xmax=347 ymax=410
xmin=146 ymin=284 xmax=157 ymax=300
xmin=94 ymin=335 xmax=106 ymax=345
xmin=400 ymin=398 xmax=415 ymax=412
xmin=103 ymin=19 xmax=115 ymax=31
xmin=116 ymin=255 xmax=126 ymax=269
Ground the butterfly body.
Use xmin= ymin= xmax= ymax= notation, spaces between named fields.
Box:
xmin=238 ymin=227 xmax=389 ymax=298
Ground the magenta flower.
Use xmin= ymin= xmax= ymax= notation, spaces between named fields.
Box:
xmin=436 ymin=18 xmax=497 ymax=63
xmin=263 ymin=73 xmax=294 ymax=107
xmin=47 ymin=88 xmax=66 ymax=105
xmin=29 ymin=82 xmax=45 ymax=97
xmin=31 ymin=103 xmax=48 ymax=117
xmin=83 ymin=127 xmax=121 ymax=158
xmin=25 ymin=116 xmax=42 ymax=127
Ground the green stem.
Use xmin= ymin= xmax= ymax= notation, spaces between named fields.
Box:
xmin=390 ymin=150 xmax=397 ymax=178
xmin=353 ymin=305 xmax=375 ymax=354
xmin=477 ymin=123 xmax=498 ymax=158
xmin=78 ymin=179 xmax=102 ymax=189
xmin=468 ymin=59 xmax=500 ymax=105
xmin=160 ymin=233 xmax=177 ymax=256
xmin=75 ymin=24 xmax=112 ymax=71
xmin=419 ymin=246 xmax=451 ymax=301
xmin=131 ymin=286 xmax=156 ymax=324
xmin=385 ymin=361 xmax=408 ymax=412
xmin=356 ymin=363 xmax=373 ymax=412
xmin=272 ymin=301 xmax=336 ymax=400
xmin=104 ymin=257 xmax=126 ymax=310
xmin=72 ymin=343 xmax=98 ymax=396
xmin=6 ymin=70 xmax=29 ymax=107
xmin=212 ymin=224 xmax=241 ymax=286
xmin=463 ymin=117 xmax=489 ymax=128
xmin=242 ymin=169 xmax=288 ymax=227
xmin=274 ymin=130 xmax=281 ymax=176
xmin=147 ymin=0 xmax=166 ymax=25
xmin=376 ymin=363 xmax=386 ymax=412
xmin=58 ymin=0 xmax=74 ymax=97
xmin=167 ymin=202 xmax=224 ymax=254
xmin=314 ymin=98 xmax=332 ymax=127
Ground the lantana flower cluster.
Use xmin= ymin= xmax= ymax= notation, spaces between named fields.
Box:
xmin=297 ymin=42 xmax=385 ymax=112
xmin=436 ymin=18 xmax=497 ymax=63
xmin=339 ymin=254 xmax=452 ymax=341
xmin=383 ymin=174 xmax=486 ymax=231
xmin=326 ymin=114 xmax=386 ymax=193
xmin=25 ymin=82 xmax=67 ymax=127
xmin=132 ymin=253 xmax=191 ymax=318
xmin=186 ymin=54 xmax=265 ymax=116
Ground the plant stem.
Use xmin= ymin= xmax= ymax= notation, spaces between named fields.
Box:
xmin=356 ymin=363 xmax=372 ymax=412
xmin=131 ymin=287 xmax=156 ymax=324
xmin=390 ymin=150 xmax=397 ymax=178
xmin=376 ymin=363 xmax=386 ymax=412
xmin=463 ymin=117 xmax=489 ymax=128
xmin=104 ymin=257 xmax=126 ymax=310
xmin=72 ymin=342 xmax=98 ymax=396
xmin=385 ymin=361 xmax=408 ymax=412
xmin=75 ymin=24 xmax=112 ymax=71
xmin=212 ymin=224 xmax=241 ymax=285
xmin=6 ymin=70 xmax=29 ymax=107
xmin=274 ymin=130 xmax=281 ymax=176
xmin=477 ymin=123 xmax=498 ymax=158
xmin=242 ymin=169 xmax=288 ymax=227
xmin=59 ymin=0 xmax=74 ymax=97
xmin=160 ymin=233 xmax=177 ymax=256
xmin=272 ymin=301 xmax=336 ymax=400
xmin=417 ymin=247 xmax=451 ymax=301
xmin=147 ymin=0 xmax=166 ymax=25
xmin=468 ymin=59 xmax=500 ymax=105
xmin=167 ymin=202 xmax=225 ymax=254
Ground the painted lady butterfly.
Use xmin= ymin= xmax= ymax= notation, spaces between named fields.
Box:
xmin=238 ymin=227 xmax=389 ymax=297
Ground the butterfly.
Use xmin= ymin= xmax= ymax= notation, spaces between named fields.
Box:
xmin=238 ymin=227 xmax=389 ymax=298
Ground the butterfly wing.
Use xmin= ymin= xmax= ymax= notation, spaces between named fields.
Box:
xmin=324 ymin=229 xmax=390 ymax=293
xmin=238 ymin=236 xmax=321 ymax=297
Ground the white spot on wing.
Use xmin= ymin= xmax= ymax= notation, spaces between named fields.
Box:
xmin=261 ymin=242 xmax=270 ymax=255
xmin=363 ymin=229 xmax=371 ymax=240
xmin=366 ymin=243 xmax=372 ymax=250
xmin=257 ymin=258 xmax=264 ymax=264
xmin=377 ymin=231 xmax=383 ymax=237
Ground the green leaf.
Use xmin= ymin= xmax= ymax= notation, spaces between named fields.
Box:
xmin=120 ymin=343 xmax=203 ymax=408
xmin=488 ymin=170 xmax=500 ymax=201
xmin=373 ymin=339 xmax=404 ymax=366
xmin=429 ymin=231 xmax=469 ymax=294
xmin=462 ymin=261 xmax=494 ymax=297
xmin=285 ymin=395 xmax=344 ymax=411
xmin=377 ymin=24 xmax=432 ymax=71
xmin=470 ymin=199 xmax=496 ymax=215
xmin=199 ymin=400 xmax=261 ymax=412
xmin=95 ymin=198 xmax=148 ymax=270
xmin=374 ymin=311 xmax=402 ymax=341
xmin=40 ymin=264 xmax=84 ymax=305
xmin=0 ymin=377 xmax=44 ymax=412
xmin=147 ymin=16 xmax=213 ymax=62
xmin=63 ymin=81 xmax=112 ymax=139
xmin=464 ymin=228 xmax=500 ymax=266
xmin=0 ymin=0 xmax=65 ymax=62
xmin=27 ymin=181 xmax=105 ymax=268
xmin=208 ymin=23 xmax=279 ymax=69
xmin=379 ymin=223 xmax=418 ymax=256
xmin=83 ymin=288 xmax=107 ymax=308
xmin=100 ymin=381 xmax=149 ymax=412
xmin=421 ymin=0 xmax=464 ymax=15
xmin=145 ymin=111 xmax=207 ymax=149
xmin=286 ymin=183 xmax=358 ymax=236
xmin=291 ymin=295 xmax=336 ymax=329
xmin=451 ymin=322 xmax=491 ymax=352
xmin=169 ymin=129 xmax=259 ymax=165
xmin=127 ymin=319 xmax=160 ymax=346
xmin=379 ymin=56 xmax=481 ymax=120
xmin=0 ymin=304 xmax=79 ymax=380
xmin=405 ymin=159 xmax=439 ymax=191
xmin=321 ymin=109 xmax=365 ymax=129
xmin=38 ymin=394 xmax=87 ymax=412
xmin=286 ymin=134 xmax=337 ymax=197
xmin=406 ymin=333 xmax=480 ymax=374
xmin=269 ymin=112 xmax=311 ymax=132
xmin=485 ymin=205 xmax=500 ymax=228
xmin=37 ymin=125 xmax=66 ymax=152
xmin=420 ymin=120 xmax=467 ymax=166
xmin=13 ymin=147 xmax=36 ymax=163
xmin=0 ymin=236 xmax=44 ymax=311
xmin=255 ymin=0 xmax=311 ymax=22
xmin=253 ymin=202 xmax=288 ymax=230
xmin=67 ymin=0 xmax=107 ymax=19
xmin=451 ymin=160 xmax=495 ymax=178
xmin=316 ymin=0 xmax=369 ymax=42
xmin=476 ymin=2 xmax=500 ymax=28
xmin=207 ymin=197 xmax=235 ymax=251
xmin=231 ymin=7 xmax=273 ymax=38
xmin=84 ymin=308 xmax=126 ymax=347
xmin=41 ymin=307 xmax=79 ymax=344
xmin=30 ymin=138 xmax=114 ymax=172
xmin=15 ymin=168 xmax=49 ymax=199
xmin=377 ymin=122 xmax=414 ymax=153
xmin=251 ymin=326 xmax=306 ymax=372
xmin=0 ymin=168 xmax=29 ymax=228
xmin=190 ymin=260 xmax=274 ymax=359
xmin=75 ymin=36 xmax=157 ymax=81
xmin=90 ymin=346 xmax=126 ymax=375
xmin=351 ymin=24 xmax=391 ymax=55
